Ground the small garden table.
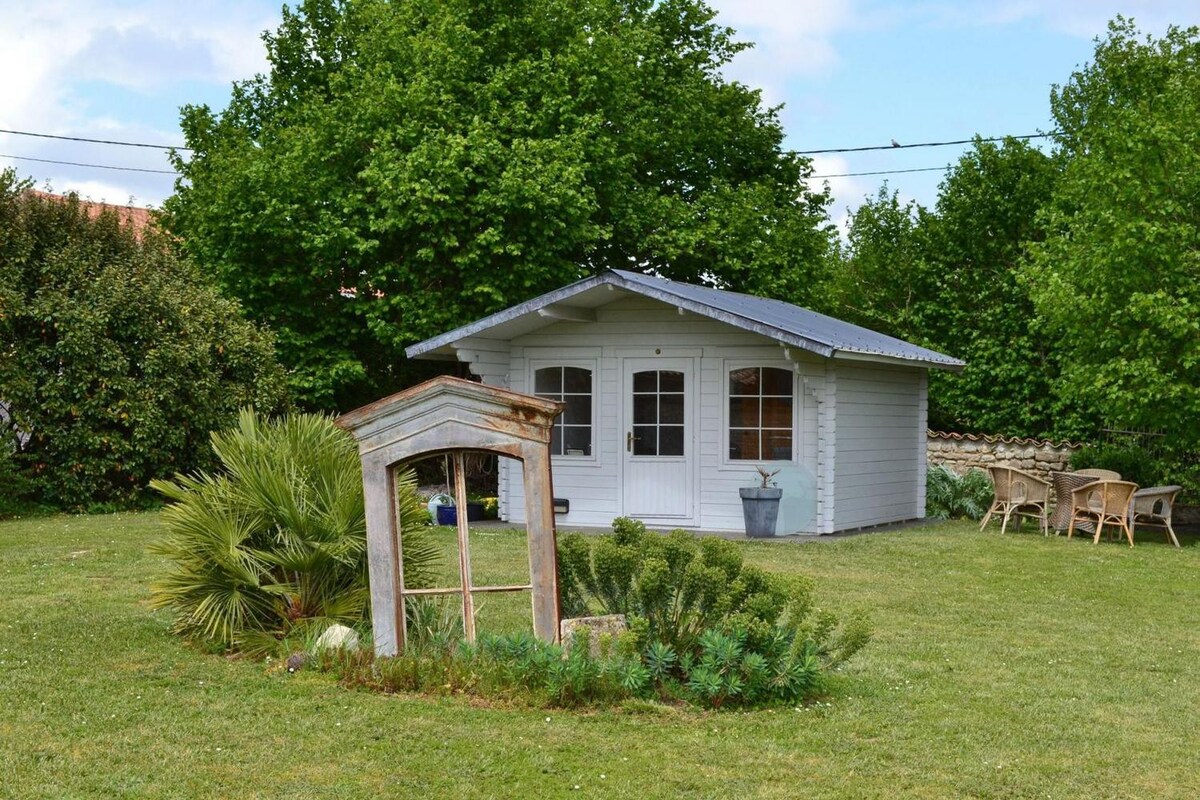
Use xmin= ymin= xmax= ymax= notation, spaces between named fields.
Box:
xmin=1050 ymin=472 xmax=1098 ymax=533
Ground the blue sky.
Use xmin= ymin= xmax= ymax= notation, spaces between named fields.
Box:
xmin=1 ymin=0 xmax=1196 ymax=230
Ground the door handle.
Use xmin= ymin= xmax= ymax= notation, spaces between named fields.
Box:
xmin=626 ymin=431 xmax=638 ymax=452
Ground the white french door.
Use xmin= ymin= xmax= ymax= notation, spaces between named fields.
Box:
xmin=620 ymin=358 xmax=696 ymax=523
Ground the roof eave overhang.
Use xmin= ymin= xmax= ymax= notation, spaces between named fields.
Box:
xmin=404 ymin=273 xmax=612 ymax=359
xmin=405 ymin=270 xmax=965 ymax=371
xmin=405 ymin=271 xmax=838 ymax=360
xmin=832 ymin=349 xmax=966 ymax=372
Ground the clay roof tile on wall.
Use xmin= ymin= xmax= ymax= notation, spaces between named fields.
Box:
xmin=927 ymin=430 xmax=1085 ymax=449
xmin=27 ymin=189 xmax=156 ymax=238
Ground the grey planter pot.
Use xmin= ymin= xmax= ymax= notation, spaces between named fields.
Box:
xmin=739 ymin=487 xmax=782 ymax=538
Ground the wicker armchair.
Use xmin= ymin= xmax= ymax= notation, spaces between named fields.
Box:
xmin=1131 ymin=485 xmax=1182 ymax=548
xmin=1067 ymin=480 xmax=1138 ymax=547
xmin=980 ymin=466 xmax=1051 ymax=535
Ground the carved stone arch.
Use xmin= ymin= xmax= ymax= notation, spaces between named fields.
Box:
xmin=337 ymin=376 xmax=563 ymax=656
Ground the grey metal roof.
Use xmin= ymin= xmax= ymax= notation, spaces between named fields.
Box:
xmin=406 ymin=269 xmax=964 ymax=371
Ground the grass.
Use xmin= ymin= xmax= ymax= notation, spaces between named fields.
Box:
xmin=0 ymin=513 xmax=1197 ymax=799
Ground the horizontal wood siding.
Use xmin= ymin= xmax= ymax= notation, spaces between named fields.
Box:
xmin=833 ymin=363 xmax=926 ymax=530
xmin=492 ymin=296 xmax=821 ymax=531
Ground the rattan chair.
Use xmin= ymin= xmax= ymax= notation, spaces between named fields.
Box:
xmin=1067 ymin=480 xmax=1138 ymax=547
xmin=1073 ymin=468 xmax=1121 ymax=480
xmin=1131 ymin=485 xmax=1182 ymax=548
xmin=980 ymin=466 xmax=1051 ymax=535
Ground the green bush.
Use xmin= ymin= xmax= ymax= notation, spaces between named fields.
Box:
xmin=332 ymin=623 xmax=833 ymax=710
xmin=557 ymin=518 xmax=800 ymax=654
xmin=150 ymin=410 xmax=439 ymax=652
xmin=558 ymin=518 xmax=870 ymax=668
xmin=0 ymin=432 xmax=41 ymax=518
xmin=1069 ymin=444 xmax=1168 ymax=487
xmin=0 ymin=171 xmax=289 ymax=509
xmin=925 ymin=465 xmax=993 ymax=520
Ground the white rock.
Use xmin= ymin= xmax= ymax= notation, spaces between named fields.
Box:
xmin=313 ymin=623 xmax=360 ymax=653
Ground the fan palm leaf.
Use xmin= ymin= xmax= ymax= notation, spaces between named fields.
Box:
xmin=152 ymin=410 xmax=440 ymax=649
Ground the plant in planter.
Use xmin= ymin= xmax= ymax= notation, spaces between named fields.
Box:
xmin=434 ymin=496 xmax=487 ymax=526
xmin=740 ymin=466 xmax=782 ymax=538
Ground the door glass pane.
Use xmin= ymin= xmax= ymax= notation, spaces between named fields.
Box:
xmin=659 ymin=425 xmax=684 ymax=456
xmin=534 ymin=367 xmax=561 ymax=394
xmin=632 ymin=425 xmax=657 ymax=455
xmin=563 ymin=367 xmax=591 ymax=393
xmin=633 ymin=371 xmax=657 ymax=393
xmin=659 ymin=370 xmax=684 ymax=393
xmin=659 ymin=394 xmax=684 ymax=425
xmin=563 ymin=394 xmax=591 ymax=425
xmin=563 ymin=426 xmax=591 ymax=455
xmin=633 ymin=394 xmax=657 ymax=424
xmin=550 ymin=425 xmax=563 ymax=456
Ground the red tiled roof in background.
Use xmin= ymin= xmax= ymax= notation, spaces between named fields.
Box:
xmin=26 ymin=189 xmax=156 ymax=238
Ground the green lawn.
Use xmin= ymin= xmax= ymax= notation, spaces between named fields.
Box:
xmin=1 ymin=513 xmax=1197 ymax=799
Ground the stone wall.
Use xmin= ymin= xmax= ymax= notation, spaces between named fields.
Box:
xmin=926 ymin=431 xmax=1080 ymax=482
xmin=927 ymin=431 xmax=1198 ymax=531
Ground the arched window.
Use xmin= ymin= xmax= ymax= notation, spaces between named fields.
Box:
xmin=534 ymin=366 xmax=593 ymax=456
xmin=728 ymin=366 xmax=794 ymax=461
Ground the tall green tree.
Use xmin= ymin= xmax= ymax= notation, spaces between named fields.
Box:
xmin=834 ymin=140 xmax=1075 ymax=437
xmin=1026 ymin=18 xmax=1200 ymax=452
xmin=0 ymin=172 xmax=289 ymax=509
xmin=165 ymin=0 xmax=833 ymax=410
xmin=920 ymin=138 xmax=1078 ymax=436
xmin=827 ymin=185 xmax=929 ymax=341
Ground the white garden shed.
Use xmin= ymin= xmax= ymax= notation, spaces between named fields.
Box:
xmin=406 ymin=270 xmax=964 ymax=534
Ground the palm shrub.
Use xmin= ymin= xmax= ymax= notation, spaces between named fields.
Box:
xmin=150 ymin=410 xmax=438 ymax=651
xmin=925 ymin=465 xmax=993 ymax=520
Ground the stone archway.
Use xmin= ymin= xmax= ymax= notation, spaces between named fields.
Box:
xmin=337 ymin=376 xmax=563 ymax=656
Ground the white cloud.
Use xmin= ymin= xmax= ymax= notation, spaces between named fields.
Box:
xmin=0 ymin=0 xmax=276 ymax=205
xmin=709 ymin=0 xmax=857 ymax=105
xmin=48 ymin=177 xmax=144 ymax=206
xmin=804 ymin=155 xmax=871 ymax=239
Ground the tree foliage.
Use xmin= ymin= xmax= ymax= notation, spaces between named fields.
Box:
xmin=1026 ymin=18 xmax=1200 ymax=453
xmin=834 ymin=139 xmax=1078 ymax=437
xmin=918 ymin=138 xmax=1084 ymax=436
xmin=166 ymin=0 xmax=833 ymax=409
xmin=0 ymin=172 xmax=289 ymax=509
xmin=826 ymin=186 xmax=928 ymax=341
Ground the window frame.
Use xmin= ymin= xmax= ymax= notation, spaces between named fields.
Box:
xmin=528 ymin=359 xmax=599 ymax=463
xmin=722 ymin=361 xmax=798 ymax=466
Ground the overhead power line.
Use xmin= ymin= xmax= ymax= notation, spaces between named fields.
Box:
xmin=0 ymin=149 xmax=954 ymax=181
xmin=0 ymin=153 xmax=178 ymax=175
xmin=0 ymin=127 xmax=192 ymax=152
xmin=0 ymin=125 xmax=1051 ymax=181
xmin=796 ymin=132 xmax=1055 ymax=155
xmin=2 ymin=125 xmax=1056 ymax=158
xmin=810 ymin=165 xmax=950 ymax=179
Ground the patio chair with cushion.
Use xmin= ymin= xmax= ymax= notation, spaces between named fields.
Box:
xmin=1067 ymin=480 xmax=1139 ymax=547
xmin=980 ymin=466 xmax=1051 ymax=536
